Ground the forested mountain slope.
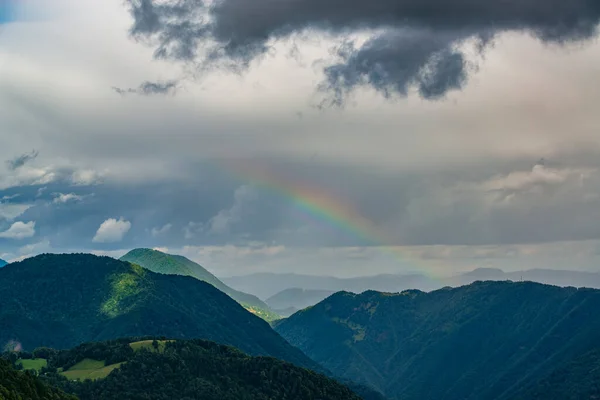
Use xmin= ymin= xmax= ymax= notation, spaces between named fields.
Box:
xmin=275 ymin=281 xmax=600 ymax=400
xmin=0 ymin=358 xmax=76 ymax=400
xmin=120 ymin=248 xmax=278 ymax=321
xmin=36 ymin=338 xmax=366 ymax=400
xmin=0 ymin=253 xmax=317 ymax=370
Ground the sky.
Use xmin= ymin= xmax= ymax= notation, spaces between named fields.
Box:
xmin=0 ymin=0 xmax=600 ymax=277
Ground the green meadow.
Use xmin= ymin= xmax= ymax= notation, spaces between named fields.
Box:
xmin=16 ymin=358 xmax=47 ymax=372
xmin=61 ymin=358 xmax=124 ymax=381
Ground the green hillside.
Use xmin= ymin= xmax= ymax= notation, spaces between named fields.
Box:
xmin=0 ymin=258 xmax=7 ymax=267
xmin=0 ymin=358 xmax=76 ymax=400
xmin=0 ymin=253 xmax=318 ymax=371
xmin=511 ymin=348 xmax=600 ymax=400
xmin=120 ymin=248 xmax=279 ymax=321
xmin=274 ymin=281 xmax=600 ymax=400
xmin=37 ymin=338 xmax=364 ymax=400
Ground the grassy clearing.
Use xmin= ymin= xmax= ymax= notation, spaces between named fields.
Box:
xmin=61 ymin=358 xmax=124 ymax=381
xmin=17 ymin=358 xmax=47 ymax=371
xmin=129 ymin=339 xmax=172 ymax=353
xmin=241 ymin=303 xmax=281 ymax=322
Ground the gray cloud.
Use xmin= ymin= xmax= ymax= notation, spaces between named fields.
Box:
xmin=125 ymin=0 xmax=600 ymax=102
xmin=112 ymin=80 xmax=179 ymax=96
xmin=6 ymin=150 xmax=39 ymax=171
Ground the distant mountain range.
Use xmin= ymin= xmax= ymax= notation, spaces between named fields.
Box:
xmin=120 ymin=249 xmax=279 ymax=321
xmin=274 ymin=281 xmax=600 ymax=400
xmin=224 ymin=268 xmax=600 ymax=310
xmin=23 ymin=338 xmax=368 ymax=400
xmin=223 ymin=272 xmax=438 ymax=300
xmin=266 ymin=288 xmax=336 ymax=317
xmin=0 ymin=253 xmax=318 ymax=371
xmin=0 ymin=258 xmax=7 ymax=268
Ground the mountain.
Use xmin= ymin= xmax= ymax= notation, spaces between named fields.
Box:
xmin=120 ymin=248 xmax=279 ymax=321
xmin=223 ymin=272 xmax=439 ymax=300
xmin=32 ymin=338 xmax=366 ymax=400
xmin=274 ymin=281 xmax=600 ymax=400
xmin=452 ymin=268 xmax=600 ymax=290
xmin=511 ymin=348 xmax=600 ymax=400
xmin=266 ymin=288 xmax=336 ymax=316
xmin=0 ymin=253 xmax=319 ymax=371
xmin=0 ymin=358 xmax=76 ymax=400
xmin=0 ymin=258 xmax=7 ymax=268
xmin=224 ymin=268 xmax=600 ymax=301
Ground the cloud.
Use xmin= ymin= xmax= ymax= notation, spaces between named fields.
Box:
xmin=484 ymin=164 xmax=593 ymax=194
xmin=71 ymin=169 xmax=104 ymax=186
xmin=0 ymin=221 xmax=36 ymax=240
xmin=125 ymin=0 xmax=600 ymax=103
xmin=52 ymin=193 xmax=84 ymax=204
xmin=112 ymin=80 xmax=179 ymax=96
xmin=208 ymin=185 xmax=258 ymax=235
xmin=0 ymin=203 xmax=32 ymax=221
xmin=92 ymin=217 xmax=132 ymax=243
xmin=151 ymin=223 xmax=172 ymax=237
xmin=6 ymin=150 xmax=38 ymax=171
xmin=0 ymin=159 xmax=104 ymax=191
xmin=184 ymin=221 xmax=204 ymax=240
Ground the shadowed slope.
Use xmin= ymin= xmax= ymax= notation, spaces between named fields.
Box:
xmin=275 ymin=281 xmax=600 ymax=400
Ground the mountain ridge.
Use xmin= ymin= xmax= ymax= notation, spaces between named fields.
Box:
xmin=0 ymin=258 xmax=7 ymax=268
xmin=0 ymin=253 xmax=318 ymax=371
xmin=274 ymin=280 xmax=600 ymax=400
xmin=224 ymin=268 xmax=600 ymax=309
xmin=120 ymin=248 xmax=279 ymax=321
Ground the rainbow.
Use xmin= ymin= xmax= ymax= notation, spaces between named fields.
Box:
xmin=225 ymin=160 xmax=438 ymax=278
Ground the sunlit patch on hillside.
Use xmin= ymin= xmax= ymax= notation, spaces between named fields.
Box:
xmin=101 ymin=264 xmax=151 ymax=318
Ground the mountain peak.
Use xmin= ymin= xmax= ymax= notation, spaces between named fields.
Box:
xmin=0 ymin=253 xmax=315 ymax=370
xmin=120 ymin=249 xmax=279 ymax=321
xmin=275 ymin=280 xmax=600 ymax=400
xmin=0 ymin=258 xmax=7 ymax=268
xmin=462 ymin=267 xmax=505 ymax=277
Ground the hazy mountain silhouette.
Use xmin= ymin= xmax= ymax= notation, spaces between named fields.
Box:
xmin=222 ymin=273 xmax=439 ymax=300
xmin=266 ymin=288 xmax=337 ymax=317
xmin=225 ymin=268 xmax=600 ymax=305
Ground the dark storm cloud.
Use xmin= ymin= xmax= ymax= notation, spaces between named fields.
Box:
xmin=6 ymin=150 xmax=39 ymax=171
xmin=126 ymin=0 xmax=600 ymax=102
xmin=319 ymin=30 xmax=472 ymax=106
xmin=112 ymin=80 xmax=179 ymax=96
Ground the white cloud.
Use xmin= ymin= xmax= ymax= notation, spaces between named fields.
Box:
xmin=92 ymin=217 xmax=131 ymax=243
xmin=151 ymin=223 xmax=172 ymax=237
xmin=484 ymin=164 xmax=594 ymax=193
xmin=0 ymin=221 xmax=36 ymax=240
xmin=0 ymin=203 xmax=32 ymax=221
xmin=0 ymin=165 xmax=57 ymax=190
xmin=71 ymin=169 xmax=104 ymax=186
xmin=53 ymin=193 xmax=84 ymax=204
